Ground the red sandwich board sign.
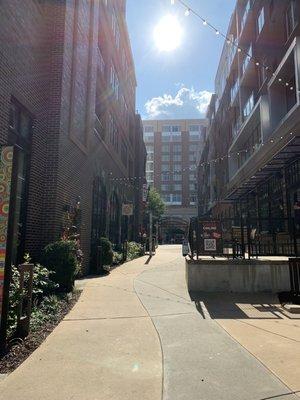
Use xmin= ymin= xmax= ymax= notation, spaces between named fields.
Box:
xmin=0 ymin=146 xmax=15 ymax=349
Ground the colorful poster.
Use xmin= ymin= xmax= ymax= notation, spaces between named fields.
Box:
xmin=0 ymin=147 xmax=14 ymax=329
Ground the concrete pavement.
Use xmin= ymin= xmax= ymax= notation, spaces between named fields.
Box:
xmin=0 ymin=245 xmax=299 ymax=399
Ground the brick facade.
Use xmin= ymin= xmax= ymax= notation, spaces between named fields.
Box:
xmin=0 ymin=0 xmax=145 ymax=272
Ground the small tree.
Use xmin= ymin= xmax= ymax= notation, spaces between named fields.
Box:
xmin=147 ymin=187 xmax=165 ymax=220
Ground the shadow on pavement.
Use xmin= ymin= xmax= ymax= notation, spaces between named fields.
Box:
xmin=189 ymin=291 xmax=299 ymax=320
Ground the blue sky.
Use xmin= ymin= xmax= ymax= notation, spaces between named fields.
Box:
xmin=126 ymin=0 xmax=236 ymax=119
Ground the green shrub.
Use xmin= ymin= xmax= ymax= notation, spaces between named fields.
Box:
xmin=99 ymin=237 xmax=113 ymax=267
xmin=43 ymin=240 xmax=78 ymax=292
xmin=127 ymin=242 xmax=143 ymax=261
xmin=113 ymin=251 xmax=123 ymax=265
xmin=8 ymin=264 xmax=58 ymax=336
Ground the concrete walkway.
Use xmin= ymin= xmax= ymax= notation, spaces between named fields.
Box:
xmin=0 ymin=245 xmax=299 ymax=399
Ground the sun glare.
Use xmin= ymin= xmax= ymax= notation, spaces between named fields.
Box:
xmin=154 ymin=15 xmax=183 ymax=52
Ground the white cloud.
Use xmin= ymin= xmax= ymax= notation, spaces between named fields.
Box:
xmin=144 ymin=87 xmax=212 ymax=120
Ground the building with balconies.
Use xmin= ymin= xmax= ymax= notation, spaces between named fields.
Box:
xmin=198 ymin=0 xmax=300 ymax=241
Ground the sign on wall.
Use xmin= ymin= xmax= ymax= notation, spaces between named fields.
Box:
xmin=199 ymin=220 xmax=222 ymax=255
xmin=0 ymin=147 xmax=14 ymax=331
xmin=122 ymin=203 xmax=133 ymax=216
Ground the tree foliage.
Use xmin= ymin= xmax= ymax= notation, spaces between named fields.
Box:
xmin=147 ymin=187 xmax=165 ymax=219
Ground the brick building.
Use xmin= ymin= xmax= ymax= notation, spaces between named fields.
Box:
xmin=198 ymin=0 xmax=300 ymax=252
xmin=0 ymin=0 xmax=146 ymax=271
xmin=143 ymin=119 xmax=207 ymax=242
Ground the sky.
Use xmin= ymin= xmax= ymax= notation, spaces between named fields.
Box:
xmin=126 ymin=0 xmax=236 ymax=120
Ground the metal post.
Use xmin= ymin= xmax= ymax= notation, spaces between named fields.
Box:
xmin=149 ymin=211 xmax=153 ymax=257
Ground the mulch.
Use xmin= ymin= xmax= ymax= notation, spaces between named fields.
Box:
xmin=0 ymin=291 xmax=81 ymax=374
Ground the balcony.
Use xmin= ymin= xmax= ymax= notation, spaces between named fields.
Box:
xmin=268 ymin=37 xmax=300 ymax=137
xmin=229 ymin=95 xmax=270 ymax=153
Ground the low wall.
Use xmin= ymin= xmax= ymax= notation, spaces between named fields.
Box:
xmin=186 ymin=258 xmax=290 ymax=293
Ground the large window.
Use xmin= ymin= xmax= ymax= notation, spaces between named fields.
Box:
xmin=243 ymin=93 xmax=254 ymax=119
xmin=257 ymin=7 xmax=265 ymax=35
xmin=110 ymin=64 xmax=119 ymax=99
xmin=173 ymin=154 xmax=182 ymax=162
xmin=8 ymin=100 xmax=33 ymax=264
xmin=286 ymin=1 xmax=297 ymax=39
xmin=144 ymin=132 xmax=154 ymax=142
xmin=162 ymin=154 xmax=170 ymax=162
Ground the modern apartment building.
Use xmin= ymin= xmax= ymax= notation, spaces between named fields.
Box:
xmin=0 ymin=0 xmax=145 ymax=272
xmin=198 ymin=0 xmax=300 ymax=243
xmin=143 ymin=119 xmax=207 ymax=242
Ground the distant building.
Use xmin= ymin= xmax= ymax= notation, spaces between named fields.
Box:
xmin=198 ymin=0 xmax=300 ymax=251
xmin=142 ymin=119 xmax=207 ymax=243
xmin=0 ymin=0 xmax=146 ymax=271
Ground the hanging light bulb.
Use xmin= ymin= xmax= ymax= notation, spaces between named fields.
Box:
xmin=185 ymin=8 xmax=190 ymax=16
xmin=215 ymin=30 xmax=220 ymax=35
xmin=203 ymin=20 xmax=207 ymax=26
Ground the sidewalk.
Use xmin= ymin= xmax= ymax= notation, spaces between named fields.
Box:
xmin=0 ymin=245 xmax=299 ymax=400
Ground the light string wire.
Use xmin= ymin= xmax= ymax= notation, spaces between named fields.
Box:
xmin=108 ymin=0 xmax=296 ymax=184
xmin=172 ymin=0 xmax=295 ymax=89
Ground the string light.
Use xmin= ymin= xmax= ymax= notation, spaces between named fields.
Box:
xmin=171 ymin=0 xmax=292 ymax=89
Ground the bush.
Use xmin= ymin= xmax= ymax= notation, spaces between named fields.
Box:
xmin=127 ymin=242 xmax=143 ymax=261
xmin=113 ymin=251 xmax=123 ymax=265
xmin=99 ymin=237 xmax=113 ymax=267
xmin=43 ymin=241 xmax=78 ymax=292
xmin=8 ymin=264 xmax=58 ymax=336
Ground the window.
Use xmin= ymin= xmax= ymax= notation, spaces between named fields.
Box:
xmin=257 ymin=7 xmax=265 ymax=35
xmin=241 ymin=0 xmax=250 ymax=31
xmin=97 ymin=48 xmax=105 ymax=75
xmin=173 ymin=144 xmax=181 ymax=153
xmin=162 ymin=127 xmax=181 ymax=141
xmin=110 ymin=64 xmax=119 ymax=99
xmin=173 ymin=154 xmax=182 ymax=162
xmin=174 ymin=173 xmax=182 ymax=181
xmin=286 ymin=1 xmax=296 ymax=39
xmin=242 ymin=45 xmax=252 ymax=75
xmin=147 ymin=153 xmax=153 ymax=161
xmin=146 ymin=162 xmax=154 ymax=172
xmin=121 ymin=141 xmax=128 ymax=167
xmin=162 ymin=144 xmax=170 ymax=153
xmin=172 ymin=194 xmax=182 ymax=204
xmin=189 ymin=153 xmax=197 ymax=162
xmin=161 ymin=172 xmax=170 ymax=181
xmin=190 ymin=195 xmax=197 ymax=205
xmin=189 ymin=125 xmax=200 ymax=132
xmin=190 ymin=173 xmax=196 ymax=181
xmin=144 ymin=132 xmax=154 ymax=142
xmin=108 ymin=114 xmax=118 ymax=149
xmin=189 ymin=144 xmax=198 ymax=152
xmin=144 ymin=126 xmax=154 ymax=133
xmin=243 ymin=93 xmax=254 ymax=119
xmin=162 ymin=154 xmax=170 ymax=162
xmin=146 ymin=145 xmax=154 ymax=153
xmin=172 ymin=131 xmax=181 ymax=142
xmin=161 ymin=184 xmax=170 ymax=191
xmin=163 ymin=125 xmax=181 ymax=132
xmin=189 ymin=183 xmax=196 ymax=191
xmin=146 ymin=172 xmax=154 ymax=182
xmin=162 ymin=132 xmax=171 ymax=142
xmin=174 ymin=184 xmax=182 ymax=191
xmin=161 ymin=164 xmax=169 ymax=172
xmin=173 ymin=164 xmax=182 ymax=173
xmin=231 ymin=79 xmax=239 ymax=103
xmin=162 ymin=194 xmax=171 ymax=203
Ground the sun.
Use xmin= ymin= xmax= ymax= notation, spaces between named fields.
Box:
xmin=154 ymin=15 xmax=183 ymax=52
